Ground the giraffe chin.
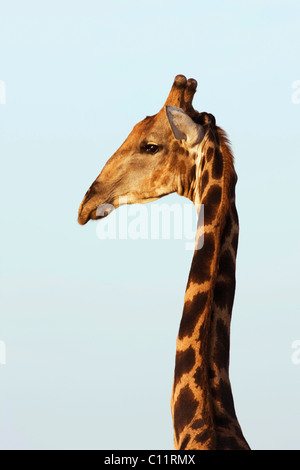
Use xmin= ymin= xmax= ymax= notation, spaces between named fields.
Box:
xmin=85 ymin=211 xmax=102 ymax=221
xmin=78 ymin=206 xmax=113 ymax=225
xmin=90 ymin=207 xmax=111 ymax=220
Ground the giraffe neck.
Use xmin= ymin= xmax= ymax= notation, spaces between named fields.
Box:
xmin=207 ymin=134 xmax=249 ymax=450
xmin=171 ymin=127 xmax=250 ymax=450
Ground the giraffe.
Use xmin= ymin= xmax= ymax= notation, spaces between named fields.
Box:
xmin=78 ymin=75 xmax=250 ymax=451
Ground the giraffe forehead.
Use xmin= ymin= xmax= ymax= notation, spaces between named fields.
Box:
xmin=133 ymin=113 xmax=161 ymax=134
xmin=131 ymin=110 xmax=176 ymax=142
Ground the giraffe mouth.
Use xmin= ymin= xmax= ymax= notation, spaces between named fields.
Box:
xmin=78 ymin=204 xmax=114 ymax=225
xmin=78 ymin=193 xmax=172 ymax=225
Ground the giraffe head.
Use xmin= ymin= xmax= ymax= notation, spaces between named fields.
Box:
xmin=78 ymin=75 xmax=206 ymax=225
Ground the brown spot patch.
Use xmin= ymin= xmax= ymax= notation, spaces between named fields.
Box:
xmin=214 ymin=319 xmax=230 ymax=371
xmin=216 ymin=435 xmax=242 ymax=450
xmin=173 ymin=385 xmax=198 ymax=442
xmin=216 ymin=250 xmax=236 ymax=313
xmin=213 ymin=280 xmax=228 ymax=310
xmin=200 ymin=155 xmax=206 ymax=172
xmin=213 ymin=411 xmax=231 ymax=428
xmin=218 ymin=249 xmax=235 ymax=280
xmin=212 ymin=147 xmax=223 ymax=179
xmin=193 ymin=366 xmax=206 ymax=389
xmin=200 ymin=169 xmax=209 ymax=197
xmin=172 ymin=141 xmax=185 ymax=155
xmin=221 ymin=214 xmax=232 ymax=243
xmin=202 ymin=185 xmax=222 ymax=225
xmin=208 ymin=367 xmax=215 ymax=379
xmin=232 ymin=232 xmax=239 ymax=253
xmin=187 ymin=232 xmax=215 ymax=284
xmin=174 ymin=346 xmax=196 ymax=387
xmin=206 ymin=147 xmax=214 ymax=162
xmin=194 ymin=428 xmax=212 ymax=445
xmin=215 ymin=379 xmax=237 ymax=420
xmin=190 ymin=163 xmax=196 ymax=181
xmin=179 ymin=434 xmax=191 ymax=450
xmin=191 ymin=418 xmax=205 ymax=430
xmin=179 ymin=291 xmax=208 ymax=339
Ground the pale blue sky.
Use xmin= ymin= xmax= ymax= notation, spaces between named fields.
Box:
xmin=0 ymin=0 xmax=300 ymax=450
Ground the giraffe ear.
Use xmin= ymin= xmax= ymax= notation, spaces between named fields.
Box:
xmin=165 ymin=106 xmax=204 ymax=147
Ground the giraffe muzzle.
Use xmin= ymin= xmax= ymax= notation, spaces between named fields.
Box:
xmin=78 ymin=203 xmax=114 ymax=225
xmin=78 ymin=184 xmax=116 ymax=225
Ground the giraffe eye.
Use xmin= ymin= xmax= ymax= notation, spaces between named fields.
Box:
xmin=141 ymin=143 xmax=160 ymax=154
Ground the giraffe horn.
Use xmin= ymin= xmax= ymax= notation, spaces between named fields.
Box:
xmin=164 ymin=74 xmax=187 ymax=108
xmin=182 ymin=78 xmax=198 ymax=116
